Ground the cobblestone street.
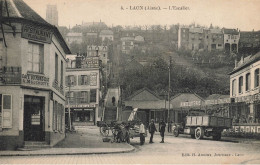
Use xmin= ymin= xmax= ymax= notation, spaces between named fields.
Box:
xmin=1 ymin=132 xmax=260 ymax=164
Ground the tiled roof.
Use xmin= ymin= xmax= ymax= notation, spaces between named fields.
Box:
xmin=66 ymin=33 xmax=83 ymax=37
xmin=229 ymin=51 xmax=260 ymax=75
xmin=100 ymin=30 xmax=113 ymax=35
xmin=189 ymin=27 xmax=203 ymax=33
xmin=210 ymin=29 xmax=222 ymax=34
xmin=1 ymin=0 xmax=71 ymax=54
xmin=223 ymin=28 xmax=239 ymax=35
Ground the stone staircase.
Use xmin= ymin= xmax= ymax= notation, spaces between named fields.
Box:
xmin=103 ymin=106 xmax=117 ymax=121
xmin=18 ymin=141 xmax=50 ymax=151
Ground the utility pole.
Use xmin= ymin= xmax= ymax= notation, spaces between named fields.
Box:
xmin=168 ymin=56 xmax=171 ymax=131
xmin=67 ymin=82 xmax=72 ymax=131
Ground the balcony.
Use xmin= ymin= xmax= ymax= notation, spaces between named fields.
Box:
xmin=52 ymin=79 xmax=64 ymax=95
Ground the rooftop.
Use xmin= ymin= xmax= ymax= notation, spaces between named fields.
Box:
xmin=223 ymin=28 xmax=239 ymax=35
xmin=100 ymin=30 xmax=113 ymax=35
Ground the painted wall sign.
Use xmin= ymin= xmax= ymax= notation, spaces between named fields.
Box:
xmin=224 ymin=125 xmax=260 ymax=134
xmin=65 ymin=104 xmax=96 ymax=108
xmin=83 ymin=57 xmax=99 ymax=68
xmin=22 ymin=74 xmax=49 ymax=86
xmin=22 ymin=24 xmax=53 ymax=44
xmin=90 ymin=73 xmax=97 ymax=86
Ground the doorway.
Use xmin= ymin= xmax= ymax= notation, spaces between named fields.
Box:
xmin=24 ymin=95 xmax=45 ymax=141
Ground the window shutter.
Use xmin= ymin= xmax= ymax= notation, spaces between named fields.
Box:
xmin=2 ymin=94 xmax=12 ymax=128
xmin=87 ymin=75 xmax=90 ymax=85
xmin=65 ymin=76 xmax=68 ymax=86
xmin=74 ymin=75 xmax=77 ymax=86
xmin=78 ymin=75 xmax=82 ymax=86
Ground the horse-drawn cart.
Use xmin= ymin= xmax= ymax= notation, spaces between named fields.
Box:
xmin=97 ymin=108 xmax=147 ymax=143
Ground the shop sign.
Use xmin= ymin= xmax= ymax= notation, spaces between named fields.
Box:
xmin=235 ymin=94 xmax=260 ymax=103
xmin=224 ymin=125 xmax=260 ymax=134
xmin=22 ymin=74 xmax=49 ymax=86
xmin=65 ymin=104 xmax=96 ymax=108
xmin=180 ymin=101 xmax=201 ymax=107
xmin=90 ymin=73 xmax=97 ymax=86
xmin=22 ymin=24 xmax=53 ymax=44
xmin=84 ymin=57 xmax=99 ymax=68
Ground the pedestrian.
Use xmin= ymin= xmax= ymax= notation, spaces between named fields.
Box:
xmin=148 ymin=119 xmax=157 ymax=143
xmin=139 ymin=121 xmax=145 ymax=145
xmin=159 ymin=120 xmax=166 ymax=143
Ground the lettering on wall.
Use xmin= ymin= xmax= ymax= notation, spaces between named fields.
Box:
xmin=90 ymin=73 xmax=97 ymax=86
xmin=224 ymin=125 xmax=260 ymax=134
xmin=22 ymin=74 xmax=49 ymax=86
xmin=22 ymin=24 xmax=53 ymax=44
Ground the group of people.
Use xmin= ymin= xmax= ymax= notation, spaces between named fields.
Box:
xmin=139 ymin=119 xmax=166 ymax=145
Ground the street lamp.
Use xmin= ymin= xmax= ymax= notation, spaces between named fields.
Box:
xmin=168 ymin=56 xmax=172 ymax=132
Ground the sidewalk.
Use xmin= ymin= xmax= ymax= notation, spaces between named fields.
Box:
xmin=0 ymin=126 xmax=134 ymax=156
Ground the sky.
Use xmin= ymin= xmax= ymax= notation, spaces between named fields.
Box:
xmin=23 ymin=0 xmax=260 ymax=31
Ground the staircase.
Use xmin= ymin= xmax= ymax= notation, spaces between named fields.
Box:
xmin=103 ymin=87 xmax=120 ymax=121
xmin=18 ymin=141 xmax=50 ymax=151
xmin=103 ymin=106 xmax=117 ymax=121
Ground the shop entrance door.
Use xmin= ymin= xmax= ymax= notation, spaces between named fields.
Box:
xmin=24 ymin=96 xmax=45 ymax=141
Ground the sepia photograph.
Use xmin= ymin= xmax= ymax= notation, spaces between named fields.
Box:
xmin=0 ymin=0 xmax=260 ymax=164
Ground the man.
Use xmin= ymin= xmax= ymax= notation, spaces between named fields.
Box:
xmin=139 ymin=122 xmax=145 ymax=145
xmin=148 ymin=119 xmax=157 ymax=143
xmin=159 ymin=120 xmax=166 ymax=143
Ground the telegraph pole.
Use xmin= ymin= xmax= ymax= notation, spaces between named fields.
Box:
xmin=168 ymin=56 xmax=171 ymax=131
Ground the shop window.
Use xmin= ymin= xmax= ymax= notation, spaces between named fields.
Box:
xmin=53 ymin=101 xmax=57 ymax=131
xmin=90 ymin=89 xmax=96 ymax=103
xmin=246 ymin=73 xmax=251 ymax=91
xmin=0 ymin=94 xmax=12 ymax=128
xmin=255 ymin=69 xmax=259 ymax=88
xmin=28 ymin=42 xmax=44 ymax=73
xmin=239 ymin=76 xmax=243 ymax=93
xmin=232 ymin=79 xmax=237 ymax=96
xmin=78 ymin=75 xmax=89 ymax=85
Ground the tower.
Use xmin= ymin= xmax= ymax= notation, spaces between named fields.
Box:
xmin=46 ymin=4 xmax=58 ymax=26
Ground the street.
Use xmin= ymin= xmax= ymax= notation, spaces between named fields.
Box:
xmin=1 ymin=133 xmax=260 ymax=164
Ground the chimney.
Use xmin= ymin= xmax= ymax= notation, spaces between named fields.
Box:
xmin=75 ymin=53 xmax=82 ymax=68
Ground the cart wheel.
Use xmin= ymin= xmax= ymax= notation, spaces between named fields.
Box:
xmin=100 ymin=124 xmax=109 ymax=136
xmin=173 ymin=128 xmax=179 ymax=137
xmin=195 ymin=127 xmax=204 ymax=140
xmin=213 ymin=132 xmax=221 ymax=141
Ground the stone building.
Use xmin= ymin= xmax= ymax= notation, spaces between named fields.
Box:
xmin=223 ymin=28 xmax=240 ymax=53
xmin=65 ymin=55 xmax=102 ymax=126
xmin=0 ymin=0 xmax=70 ymax=150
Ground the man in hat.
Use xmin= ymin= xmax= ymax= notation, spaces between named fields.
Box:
xmin=148 ymin=119 xmax=157 ymax=143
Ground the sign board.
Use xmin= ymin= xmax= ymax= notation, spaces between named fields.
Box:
xmin=65 ymin=104 xmax=96 ymax=108
xmin=224 ymin=125 xmax=260 ymax=134
xmin=22 ymin=74 xmax=49 ymax=86
xmin=90 ymin=73 xmax=97 ymax=86
xmin=22 ymin=24 xmax=53 ymax=44
xmin=83 ymin=57 xmax=99 ymax=68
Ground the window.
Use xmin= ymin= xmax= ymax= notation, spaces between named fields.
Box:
xmin=67 ymin=75 xmax=77 ymax=86
xmin=239 ymin=76 xmax=243 ymax=93
xmin=61 ymin=60 xmax=63 ymax=85
xmin=0 ymin=94 xmax=12 ymax=128
xmin=218 ymin=44 xmax=222 ymax=47
xmin=103 ymin=54 xmax=106 ymax=58
xmin=55 ymin=54 xmax=58 ymax=81
xmin=228 ymin=35 xmax=231 ymax=39
xmin=79 ymin=75 xmax=88 ymax=85
xmin=80 ymin=91 xmax=88 ymax=103
xmin=246 ymin=73 xmax=251 ymax=91
xmin=28 ymin=42 xmax=44 ymax=73
xmin=232 ymin=79 xmax=237 ymax=96
xmin=90 ymin=89 xmax=96 ymax=103
xmin=255 ymin=69 xmax=259 ymax=88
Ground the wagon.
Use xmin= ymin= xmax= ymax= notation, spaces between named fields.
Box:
xmin=172 ymin=115 xmax=232 ymax=140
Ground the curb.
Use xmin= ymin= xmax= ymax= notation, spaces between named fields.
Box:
xmin=0 ymin=144 xmax=135 ymax=156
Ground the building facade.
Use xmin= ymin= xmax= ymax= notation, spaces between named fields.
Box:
xmin=229 ymin=53 xmax=260 ymax=124
xmin=65 ymin=55 xmax=102 ymax=126
xmin=46 ymin=4 xmax=58 ymax=26
xmin=99 ymin=30 xmax=114 ymax=42
xmin=204 ymin=28 xmax=224 ymax=51
xmin=188 ymin=27 xmax=204 ymax=51
xmin=121 ymin=37 xmax=135 ymax=54
xmin=0 ymin=0 xmax=70 ymax=150
xmin=66 ymin=32 xmax=83 ymax=45
xmin=223 ymin=28 xmax=240 ymax=53
xmin=178 ymin=27 xmax=189 ymax=50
